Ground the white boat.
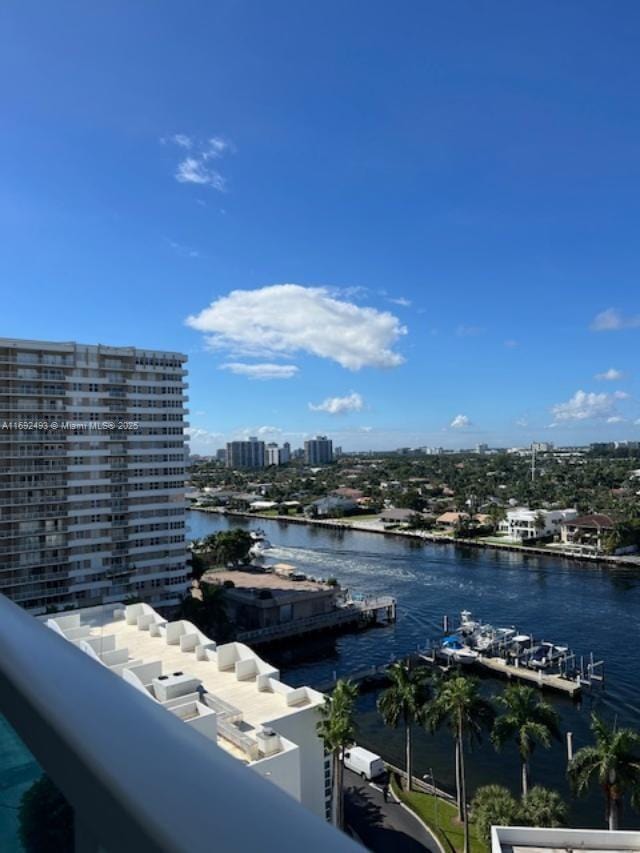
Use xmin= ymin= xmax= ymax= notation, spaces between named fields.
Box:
xmin=438 ymin=636 xmax=480 ymax=665
xmin=525 ymin=641 xmax=569 ymax=670
xmin=249 ymin=539 xmax=273 ymax=557
xmin=459 ymin=610 xmax=481 ymax=636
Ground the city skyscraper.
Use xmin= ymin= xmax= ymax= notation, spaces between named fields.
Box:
xmin=304 ymin=436 xmax=333 ymax=466
xmin=225 ymin=436 xmax=265 ymax=468
xmin=0 ymin=338 xmax=189 ymax=613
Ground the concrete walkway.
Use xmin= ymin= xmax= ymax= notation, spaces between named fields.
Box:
xmin=344 ymin=769 xmax=441 ymax=853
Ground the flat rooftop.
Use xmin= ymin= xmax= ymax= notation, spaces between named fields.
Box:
xmin=206 ymin=570 xmax=332 ymax=593
xmin=42 ymin=603 xmax=324 ymax=763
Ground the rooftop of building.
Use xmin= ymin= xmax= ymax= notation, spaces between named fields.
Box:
xmin=40 ymin=602 xmax=324 ymax=763
xmin=0 ymin=336 xmax=187 ymax=358
xmin=566 ymin=513 xmax=615 ymax=528
xmin=492 ymin=826 xmax=640 ymax=853
xmin=206 ymin=570 xmax=333 ymax=594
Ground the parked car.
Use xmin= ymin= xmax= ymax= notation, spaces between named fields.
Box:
xmin=343 ymin=746 xmax=385 ymax=781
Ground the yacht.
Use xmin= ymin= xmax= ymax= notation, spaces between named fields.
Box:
xmin=438 ymin=636 xmax=480 ymax=666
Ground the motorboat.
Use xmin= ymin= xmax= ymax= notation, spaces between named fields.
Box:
xmin=467 ymin=624 xmax=515 ymax=655
xmin=458 ymin=610 xmax=481 ymax=636
xmin=506 ymin=634 xmax=533 ymax=660
xmin=438 ymin=636 xmax=480 ymax=666
xmin=525 ymin=641 xmax=569 ymax=670
xmin=250 ymin=529 xmax=267 ymax=541
xmin=249 ymin=538 xmax=273 ymax=557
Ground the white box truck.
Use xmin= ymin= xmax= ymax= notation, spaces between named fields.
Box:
xmin=343 ymin=746 xmax=385 ymax=781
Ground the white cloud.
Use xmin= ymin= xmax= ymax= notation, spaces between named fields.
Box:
xmin=220 ymin=362 xmax=299 ymax=380
xmin=168 ymin=239 xmax=200 ymax=259
xmin=450 ymin=414 xmax=472 ymax=429
xmin=309 ymin=392 xmax=364 ymax=415
xmin=360 ymin=426 xmax=373 ymax=432
xmin=186 ymin=284 xmax=407 ymax=370
xmin=456 ymin=325 xmax=484 ymax=337
xmin=256 ymin=425 xmax=282 ymax=436
xmin=595 ymin=368 xmax=623 ymax=381
xmin=551 ymin=390 xmax=617 ymax=422
xmin=606 ymin=416 xmax=626 ymax=424
xmin=614 ymin=390 xmax=630 ymax=400
xmin=185 ymin=427 xmax=223 ymax=446
xmin=515 ymin=418 xmax=528 ymax=427
xmin=172 ymin=134 xmax=192 ymax=149
xmin=591 ymin=308 xmax=640 ymax=331
xmin=504 ymin=339 xmax=519 ymax=348
xmin=165 ymin=134 xmax=234 ymax=191
xmin=388 ymin=296 xmax=412 ymax=307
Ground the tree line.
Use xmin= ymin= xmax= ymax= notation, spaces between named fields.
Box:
xmin=318 ymin=663 xmax=640 ymax=850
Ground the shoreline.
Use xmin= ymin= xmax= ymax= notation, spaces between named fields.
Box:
xmin=189 ymin=506 xmax=640 ymax=570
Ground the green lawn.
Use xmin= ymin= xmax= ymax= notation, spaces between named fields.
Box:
xmin=392 ymin=777 xmax=487 ymax=853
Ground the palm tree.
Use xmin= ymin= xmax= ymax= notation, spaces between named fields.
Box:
xmin=492 ymin=684 xmax=561 ymax=796
xmin=377 ymin=661 xmax=430 ymax=791
xmin=425 ymin=674 xmax=495 ymax=853
xmin=568 ymin=713 xmax=640 ymax=830
xmin=471 ymin=785 xmax=520 ymax=846
xmin=521 ymin=786 xmax=567 ymax=828
xmin=317 ymin=679 xmax=358 ymax=829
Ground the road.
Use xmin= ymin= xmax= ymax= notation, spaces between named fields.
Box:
xmin=343 ymin=769 xmax=441 ymax=853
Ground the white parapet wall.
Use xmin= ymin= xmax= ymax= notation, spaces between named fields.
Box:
xmin=40 ymin=601 xmax=330 ymax=822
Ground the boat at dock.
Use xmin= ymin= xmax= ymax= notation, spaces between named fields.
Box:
xmin=437 ymin=636 xmax=480 ymax=666
xmin=524 ymin=641 xmax=570 ymax=670
xmin=420 ymin=609 xmax=604 ymax=698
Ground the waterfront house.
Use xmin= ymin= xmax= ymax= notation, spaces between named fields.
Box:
xmin=380 ymin=507 xmax=419 ymax=524
xmin=499 ymin=508 xmax=577 ymax=543
xmin=207 ymin=571 xmax=340 ymax=632
xmin=305 ymin=495 xmax=359 ymax=518
xmin=436 ymin=511 xmax=469 ymax=528
xmin=560 ymin=513 xmax=615 ymax=552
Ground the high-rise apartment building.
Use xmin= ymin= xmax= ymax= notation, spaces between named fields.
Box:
xmin=226 ymin=437 xmax=265 ymax=469
xmin=265 ymin=441 xmax=291 ymax=466
xmin=0 ymin=337 xmax=190 ymax=613
xmin=304 ymin=436 xmax=333 ymax=466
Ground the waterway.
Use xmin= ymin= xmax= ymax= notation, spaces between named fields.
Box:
xmin=189 ymin=510 xmax=640 ymax=829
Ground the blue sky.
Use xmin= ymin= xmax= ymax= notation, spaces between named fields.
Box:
xmin=2 ymin=1 xmax=640 ymax=452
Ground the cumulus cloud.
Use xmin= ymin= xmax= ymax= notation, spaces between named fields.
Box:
xmin=551 ymin=390 xmax=618 ymax=422
xmin=309 ymin=392 xmax=364 ymax=415
xmin=255 ymin=425 xmax=282 ymax=436
xmin=186 ymin=284 xmax=406 ymax=370
xmin=591 ymin=308 xmax=640 ymax=331
xmin=607 ymin=416 xmax=626 ymax=424
xmin=220 ymin=362 xmax=299 ymax=380
xmin=595 ymin=368 xmax=623 ymax=381
xmin=450 ymin=414 xmax=472 ymax=429
xmin=164 ymin=134 xmax=234 ymax=191
xmin=185 ymin=427 xmax=223 ymax=446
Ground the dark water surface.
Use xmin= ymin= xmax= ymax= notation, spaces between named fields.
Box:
xmin=189 ymin=511 xmax=640 ymax=829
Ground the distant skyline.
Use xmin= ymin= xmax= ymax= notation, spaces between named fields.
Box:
xmin=2 ymin=2 xmax=640 ymax=453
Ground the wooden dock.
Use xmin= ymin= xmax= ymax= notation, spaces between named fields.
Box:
xmin=418 ymin=650 xmax=583 ymax=697
xmin=475 ymin=656 xmax=582 ymax=697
